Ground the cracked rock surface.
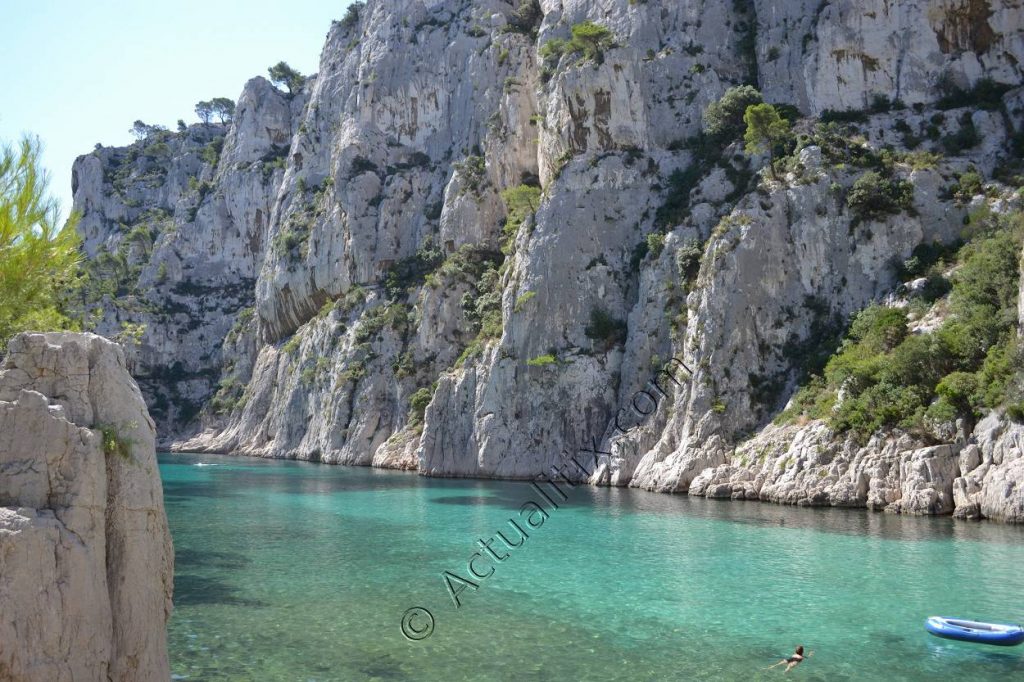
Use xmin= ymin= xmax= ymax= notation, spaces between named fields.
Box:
xmin=0 ymin=332 xmax=173 ymax=681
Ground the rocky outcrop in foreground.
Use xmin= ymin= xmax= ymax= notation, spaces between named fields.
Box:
xmin=0 ymin=333 xmax=173 ymax=681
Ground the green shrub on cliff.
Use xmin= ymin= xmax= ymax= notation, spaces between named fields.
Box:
xmin=98 ymin=423 xmax=133 ymax=460
xmin=703 ymin=85 xmax=763 ymax=140
xmin=454 ymin=252 xmax=505 ymax=367
xmin=538 ymin=20 xmax=615 ymax=76
xmin=846 ymin=170 xmax=913 ymax=222
xmin=408 ymin=387 xmax=433 ymax=424
xmin=383 ymin=240 xmax=445 ymax=299
xmin=585 ymin=307 xmax=628 ymax=350
xmin=527 ymin=353 xmax=557 ymax=367
xmin=936 ymin=77 xmax=1012 ymax=111
xmin=454 ymin=155 xmax=487 ymax=196
xmin=569 ymin=21 xmax=614 ymax=62
xmin=500 ymin=184 xmax=541 ymax=253
xmin=942 ymin=112 xmax=980 ymax=155
xmin=784 ymin=209 xmax=1024 ymax=439
xmin=201 ymin=137 xmax=224 ymax=168
xmin=340 ymin=2 xmax=364 ymax=30
xmin=743 ymin=103 xmax=791 ymax=178
xmin=0 ymin=137 xmax=82 ymax=351
xmin=268 ymin=61 xmax=305 ymax=95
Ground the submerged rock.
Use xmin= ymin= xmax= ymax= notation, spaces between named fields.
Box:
xmin=0 ymin=333 xmax=173 ymax=681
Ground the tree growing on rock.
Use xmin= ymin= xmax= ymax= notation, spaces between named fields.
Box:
xmin=340 ymin=1 xmax=364 ymax=29
xmin=195 ymin=100 xmax=213 ymax=125
xmin=129 ymin=120 xmax=166 ymax=140
xmin=268 ymin=61 xmax=305 ymax=95
xmin=569 ymin=21 xmax=615 ymax=63
xmin=210 ymin=97 xmax=236 ymax=124
xmin=500 ymin=184 xmax=541 ymax=253
xmin=703 ymin=85 xmax=763 ymax=140
xmin=538 ymin=20 xmax=615 ymax=75
xmin=743 ymin=103 xmax=791 ymax=179
xmin=0 ymin=137 xmax=81 ymax=350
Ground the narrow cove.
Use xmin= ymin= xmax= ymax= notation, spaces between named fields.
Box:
xmin=163 ymin=453 xmax=1024 ymax=681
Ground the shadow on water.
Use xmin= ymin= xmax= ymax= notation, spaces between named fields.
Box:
xmin=161 ymin=453 xmax=429 ymax=498
xmin=175 ymin=548 xmax=249 ymax=570
xmin=577 ymin=486 xmax=1024 ymax=545
xmin=869 ymin=629 xmax=909 ymax=645
xmin=429 ymin=493 xmax=533 ymax=510
xmin=161 ymin=453 xmax=1024 ymax=546
xmin=173 ymin=574 xmax=266 ymax=608
xmin=356 ymin=653 xmax=406 ymax=680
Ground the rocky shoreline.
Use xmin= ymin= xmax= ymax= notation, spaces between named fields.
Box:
xmin=688 ymin=413 xmax=1024 ymax=523
xmin=168 ymin=406 xmax=1024 ymax=523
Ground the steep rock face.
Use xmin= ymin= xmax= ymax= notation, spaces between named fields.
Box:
xmin=71 ymin=77 xmax=304 ymax=435
xmin=955 ymin=411 xmax=1024 ymax=521
xmin=73 ymin=1 xmax=1024 ymax=520
xmin=0 ymin=332 xmax=173 ymax=681
xmin=251 ymin=0 xmax=586 ymax=343
xmin=181 ymin=0 xmax=754 ymax=465
xmin=755 ymin=0 xmax=1024 ymax=114
xmin=622 ymin=155 xmax=966 ymax=492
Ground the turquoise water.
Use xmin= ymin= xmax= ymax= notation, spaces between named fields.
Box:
xmin=162 ymin=453 xmax=1024 ymax=681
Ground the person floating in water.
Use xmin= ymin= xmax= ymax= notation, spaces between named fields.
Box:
xmin=767 ymin=645 xmax=811 ymax=672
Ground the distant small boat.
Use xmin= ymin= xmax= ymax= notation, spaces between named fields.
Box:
xmin=925 ymin=616 xmax=1024 ymax=646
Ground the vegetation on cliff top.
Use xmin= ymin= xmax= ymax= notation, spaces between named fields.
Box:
xmin=539 ymin=20 xmax=616 ymax=80
xmin=194 ymin=98 xmax=235 ymax=125
xmin=268 ymin=61 xmax=305 ymax=95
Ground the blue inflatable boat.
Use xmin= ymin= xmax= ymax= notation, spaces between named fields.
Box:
xmin=925 ymin=616 xmax=1024 ymax=646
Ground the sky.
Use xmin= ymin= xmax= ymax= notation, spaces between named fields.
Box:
xmin=1 ymin=0 xmax=353 ymax=219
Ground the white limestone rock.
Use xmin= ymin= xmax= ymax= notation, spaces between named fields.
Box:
xmin=755 ymin=0 xmax=1024 ymax=115
xmin=69 ymin=1 xmax=1024 ymax=523
xmin=954 ymin=413 xmax=1024 ymax=521
xmin=0 ymin=332 xmax=173 ymax=681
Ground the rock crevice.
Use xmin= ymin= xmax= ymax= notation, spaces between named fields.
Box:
xmin=0 ymin=332 xmax=173 ymax=681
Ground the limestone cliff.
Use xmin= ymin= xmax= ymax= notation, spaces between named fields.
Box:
xmin=0 ymin=333 xmax=173 ymax=681
xmin=72 ymin=78 xmax=305 ymax=432
xmin=71 ymin=1 xmax=1024 ymax=521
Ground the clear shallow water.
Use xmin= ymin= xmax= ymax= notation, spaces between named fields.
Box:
xmin=162 ymin=453 xmax=1024 ymax=681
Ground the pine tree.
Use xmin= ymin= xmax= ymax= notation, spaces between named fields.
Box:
xmin=0 ymin=137 xmax=82 ymax=351
xmin=268 ymin=61 xmax=305 ymax=95
xmin=743 ymin=104 xmax=791 ymax=179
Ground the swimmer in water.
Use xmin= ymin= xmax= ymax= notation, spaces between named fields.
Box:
xmin=767 ymin=645 xmax=811 ymax=672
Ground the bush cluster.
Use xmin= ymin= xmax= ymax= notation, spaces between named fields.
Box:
xmin=539 ymin=21 xmax=615 ymax=77
xmin=784 ymin=210 xmax=1024 ymax=439
xmin=846 ymin=170 xmax=913 ymax=222
xmin=584 ymin=307 xmax=627 ymax=350
xmin=408 ymin=387 xmax=433 ymax=424
xmin=383 ymin=241 xmax=445 ymax=299
xmin=702 ymin=85 xmax=763 ymax=141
